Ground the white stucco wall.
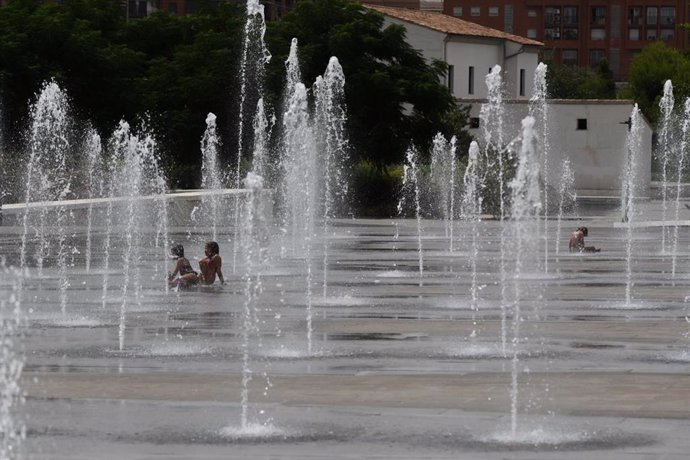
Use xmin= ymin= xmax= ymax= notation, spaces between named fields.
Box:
xmin=378 ymin=15 xmax=540 ymax=100
xmin=466 ymin=100 xmax=653 ymax=198
xmin=379 ymin=17 xmax=447 ymax=62
xmin=445 ymin=39 xmax=502 ymax=99
xmin=502 ymin=46 xmax=539 ymax=101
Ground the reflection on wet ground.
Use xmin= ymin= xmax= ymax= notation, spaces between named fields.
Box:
xmin=2 ymin=209 xmax=690 ymax=459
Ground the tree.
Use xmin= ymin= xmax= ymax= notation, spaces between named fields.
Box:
xmin=265 ymin=0 xmax=468 ymax=167
xmin=619 ymin=41 xmax=690 ymax=123
xmin=0 ymin=0 xmax=246 ymax=188
xmin=546 ymin=60 xmax=615 ymax=100
xmin=125 ymin=7 xmax=244 ymax=187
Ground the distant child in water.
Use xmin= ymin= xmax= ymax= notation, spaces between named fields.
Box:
xmin=199 ymin=241 xmax=224 ymax=285
xmin=569 ymin=227 xmax=600 ymax=253
xmin=168 ymin=244 xmax=199 ymax=288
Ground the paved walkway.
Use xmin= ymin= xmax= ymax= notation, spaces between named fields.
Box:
xmin=3 ymin=199 xmax=690 ymax=458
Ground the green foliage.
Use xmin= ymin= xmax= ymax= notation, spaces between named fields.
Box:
xmin=351 ymin=161 xmax=402 ymax=217
xmin=619 ymin=42 xmax=690 ymax=124
xmin=546 ymin=61 xmax=616 ymax=100
xmin=0 ymin=0 xmax=467 ymax=203
xmin=475 ymin=146 xmax=517 ymax=219
xmin=0 ymin=0 xmax=244 ymax=188
xmin=265 ymin=0 xmax=467 ymax=166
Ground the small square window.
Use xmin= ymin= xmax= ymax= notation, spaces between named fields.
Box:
xmin=661 ymin=29 xmax=674 ymax=41
xmin=563 ymin=49 xmax=578 ymax=67
xmin=577 ymin=118 xmax=588 ymax=130
xmin=469 ymin=117 xmax=480 ymax=129
xmin=452 ymin=6 xmax=462 ymax=17
xmin=527 ymin=29 xmax=537 ymax=38
xmin=489 ymin=7 xmax=499 ymax=16
xmin=471 ymin=6 xmax=480 ymax=17
xmin=629 ymin=28 xmax=639 ymax=40
xmin=591 ymin=29 xmax=606 ymax=40
xmin=528 ymin=8 xmax=537 ymax=18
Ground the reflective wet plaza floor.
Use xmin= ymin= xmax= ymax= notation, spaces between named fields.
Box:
xmin=1 ymin=200 xmax=689 ymax=459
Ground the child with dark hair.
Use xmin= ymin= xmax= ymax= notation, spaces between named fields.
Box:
xmin=199 ymin=241 xmax=224 ymax=285
xmin=169 ymin=243 xmax=199 ymax=288
xmin=568 ymin=227 xmax=600 ymax=253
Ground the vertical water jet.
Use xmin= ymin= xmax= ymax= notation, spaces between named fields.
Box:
xmin=508 ymin=116 xmax=542 ymax=438
xmin=658 ymin=81 xmax=674 ymax=254
xmin=622 ymin=106 xmax=643 ymax=307
xmin=672 ymin=98 xmax=690 ymax=278
xmin=461 ymin=141 xmax=482 ymax=334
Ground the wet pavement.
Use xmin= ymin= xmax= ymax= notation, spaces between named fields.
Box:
xmin=1 ymin=199 xmax=690 ymax=459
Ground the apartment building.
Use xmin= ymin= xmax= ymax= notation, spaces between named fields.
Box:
xmin=441 ymin=1 xmax=689 ymax=80
xmin=130 ymin=0 xmax=421 ymax=21
xmin=124 ymin=0 xmax=297 ymax=21
xmin=366 ymin=4 xmax=543 ymax=99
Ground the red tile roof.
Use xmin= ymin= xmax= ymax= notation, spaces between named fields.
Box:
xmin=364 ymin=4 xmax=543 ymax=47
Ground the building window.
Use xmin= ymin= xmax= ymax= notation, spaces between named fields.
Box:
xmin=628 ymin=7 xmax=642 ymax=26
xmin=563 ymin=7 xmax=578 ymax=25
xmin=519 ymin=69 xmax=526 ymax=97
xmin=452 ymin=6 xmax=462 ymax=17
xmin=528 ymin=9 xmax=537 ymax=18
xmin=545 ymin=28 xmax=560 ymax=40
xmin=448 ymin=65 xmax=454 ymax=92
xmin=563 ymin=49 xmax=578 ymax=67
xmin=647 ymin=7 xmax=657 ymax=26
xmin=564 ymin=28 xmax=578 ymax=40
xmin=591 ymin=28 xmax=606 ymax=40
xmin=489 ymin=7 xmax=499 ymax=17
xmin=589 ymin=49 xmax=606 ymax=68
xmin=468 ymin=66 xmax=475 ymax=95
xmin=591 ymin=6 xmax=606 ymax=26
xmin=610 ymin=5 xmax=621 ymax=39
xmin=469 ymin=117 xmax=480 ymax=129
xmin=527 ymin=29 xmax=537 ymax=38
xmin=660 ymin=7 xmax=675 ymax=25
xmin=609 ymin=48 xmax=620 ymax=73
xmin=647 ymin=29 xmax=658 ymax=40
xmin=661 ymin=29 xmax=675 ymax=41
xmin=629 ymin=28 xmax=640 ymax=41
xmin=577 ymin=119 xmax=588 ymax=130
xmin=504 ymin=5 xmax=514 ymax=32
xmin=471 ymin=6 xmax=480 ymax=17
xmin=168 ymin=2 xmax=177 ymax=14
xmin=545 ymin=7 xmax=561 ymax=26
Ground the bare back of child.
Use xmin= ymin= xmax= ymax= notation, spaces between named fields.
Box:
xmin=198 ymin=241 xmax=224 ymax=285
xmin=569 ymin=227 xmax=600 ymax=253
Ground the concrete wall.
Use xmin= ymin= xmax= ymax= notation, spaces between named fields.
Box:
xmin=380 ymin=17 xmax=447 ymax=61
xmin=466 ymin=100 xmax=653 ymax=198
xmin=0 ymin=190 xmax=274 ymax=228
xmin=502 ymin=43 xmax=539 ymax=100
xmin=379 ymin=15 xmax=540 ymax=100
xmin=446 ymin=38 xmax=503 ymax=99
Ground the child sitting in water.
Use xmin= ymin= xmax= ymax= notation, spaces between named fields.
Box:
xmin=569 ymin=227 xmax=600 ymax=253
xmin=168 ymin=244 xmax=199 ymax=288
xmin=199 ymin=241 xmax=224 ymax=285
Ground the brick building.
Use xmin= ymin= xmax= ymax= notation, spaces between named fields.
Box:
xmin=129 ymin=0 xmax=424 ymax=21
xmin=441 ymin=1 xmax=689 ymax=80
